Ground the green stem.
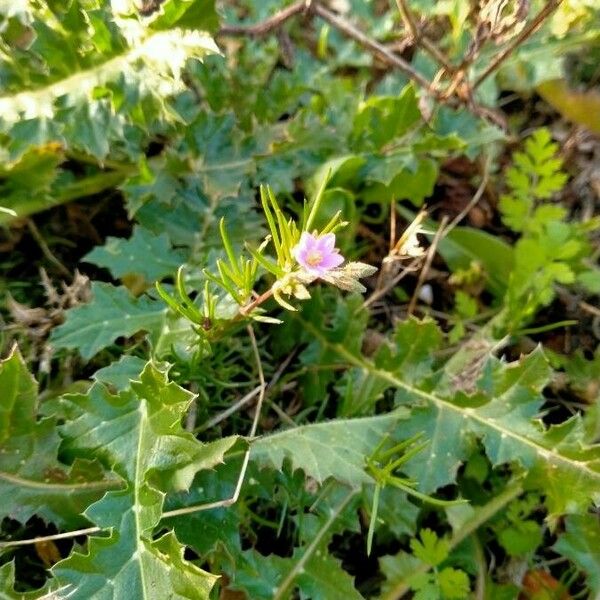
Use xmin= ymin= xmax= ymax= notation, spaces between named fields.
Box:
xmin=367 ymin=483 xmax=381 ymax=556
xmin=515 ymin=319 xmax=578 ymax=336
xmin=304 ymin=167 xmax=331 ymax=232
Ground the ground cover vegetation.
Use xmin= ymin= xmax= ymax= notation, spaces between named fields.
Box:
xmin=0 ymin=0 xmax=599 ymax=598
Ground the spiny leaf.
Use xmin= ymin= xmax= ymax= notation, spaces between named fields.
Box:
xmin=401 ymin=347 xmax=600 ymax=510
xmin=0 ymin=25 xmax=217 ymax=143
xmin=51 ymin=362 xmax=235 ymax=599
xmin=294 ymin=549 xmax=364 ymax=600
xmin=0 ymin=560 xmax=53 ymax=599
xmin=148 ymin=0 xmax=219 ymax=32
xmin=303 ymin=317 xmax=600 ymax=514
xmin=83 ymin=226 xmax=185 ymax=282
xmin=93 ymin=355 xmax=148 ymax=391
xmin=230 ymin=488 xmax=361 ymax=600
xmin=390 ymin=318 xmax=443 ymax=384
xmin=0 ymin=144 xmax=64 ymax=222
xmin=0 ymin=346 xmax=118 ymax=528
xmin=251 ymin=411 xmax=409 ymax=487
xmin=553 ymin=514 xmax=600 ymax=597
xmin=379 ymin=553 xmax=423 ymax=599
xmin=229 ymin=551 xmax=290 ymax=600
xmin=0 ymin=344 xmax=37 ymax=442
xmin=50 ymin=283 xmax=166 ymax=360
xmin=0 ymin=1 xmax=218 ymax=223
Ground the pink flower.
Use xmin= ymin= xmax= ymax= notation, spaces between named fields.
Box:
xmin=293 ymin=232 xmax=344 ymax=277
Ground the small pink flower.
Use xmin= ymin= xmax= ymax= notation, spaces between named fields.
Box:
xmin=293 ymin=232 xmax=344 ymax=277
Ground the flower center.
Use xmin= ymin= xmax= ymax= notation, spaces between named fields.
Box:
xmin=306 ymin=250 xmax=323 ymax=266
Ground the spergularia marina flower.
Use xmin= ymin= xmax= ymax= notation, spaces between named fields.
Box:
xmin=292 ymin=232 xmax=344 ymax=276
xmin=271 ymin=230 xmax=376 ymax=310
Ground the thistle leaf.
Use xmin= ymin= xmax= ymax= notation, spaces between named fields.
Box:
xmin=50 ymin=283 xmax=166 ymax=360
xmin=50 ymin=363 xmax=235 ymax=599
xmin=83 ymin=226 xmax=185 ymax=282
xmin=0 ymin=346 xmax=117 ymax=528
xmin=251 ymin=411 xmax=410 ymax=486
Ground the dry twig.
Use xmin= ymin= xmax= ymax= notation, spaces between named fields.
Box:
xmin=313 ymin=3 xmax=435 ymax=93
xmin=219 ymin=1 xmax=308 ymax=37
xmin=407 ymin=215 xmax=449 ymax=315
xmin=443 ymin=156 xmax=491 ymax=235
xmin=394 ymin=0 xmax=454 ymax=73
xmin=473 ymin=0 xmax=563 ymax=89
xmin=216 ymin=1 xmax=515 ymax=127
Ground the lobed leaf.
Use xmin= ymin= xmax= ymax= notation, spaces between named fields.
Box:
xmin=251 ymin=411 xmax=410 ymax=487
xmin=83 ymin=226 xmax=185 ymax=282
xmin=302 ymin=316 xmax=600 ymax=515
xmin=553 ymin=514 xmax=600 ymax=596
xmin=50 ymin=283 xmax=166 ymax=360
xmin=50 ymin=362 xmax=235 ymax=599
xmin=0 ymin=346 xmax=117 ymax=528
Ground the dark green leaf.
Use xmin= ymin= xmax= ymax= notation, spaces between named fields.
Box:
xmin=50 ymin=283 xmax=166 ymax=360
xmin=83 ymin=226 xmax=185 ymax=282
xmin=0 ymin=346 xmax=117 ymax=528
xmin=51 ymin=363 xmax=234 ymax=598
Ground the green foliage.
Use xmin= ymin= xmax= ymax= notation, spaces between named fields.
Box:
xmin=308 ymin=84 xmax=472 ymax=210
xmin=93 ymin=355 xmax=148 ymax=391
xmin=0 ymin=346 xmax=116 ymax=528
xmin=390 ymin=529 xmax=471 ymax=600
xmin=410 ymin=528 xmax=451 ymax=566
xmin=0 ymin=1 xmax=217 ymax=136
xmin=0 ymin=0 xmax=218 ymax=221
xmin=251 ymin=412 xmax=410 ymax=487
xmin=50 ymin=283 xmax=166 ymax=360
xmin=2 ymin=0 xmax=600 ymax=597
xmin=304 ymin=312 xmax=600 ymax=515
xmin=437 ymin=227 xmax=514 ymax=298
xmin=492 ymin=493 xmax=543 ymax=557
xmin=553 ymin=514 xmax=600 ymax=597
xmin=398 ymin=207 xmax=515 ymax=298
xmin=499 ymin=129 xmax=568 ymax=233
xmin=448 ymin=290 xmax=478 ymax=343
xmin=50 ymin=362 xmax=234 ymax=599
xmin=500 ymin=128 xmax=600 ymax=327
xmin=229 ymin=486 xmax=362 ymax=600
xmin=0 ymin=560 xmax=48 ymax=599
xmin=83 ymin=226 xmax=186 ymax=283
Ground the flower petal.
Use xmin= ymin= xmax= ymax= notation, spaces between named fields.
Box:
xmin=293 ymin=232 xmax=316 ymax=264
xmin=318 ymin=233 xmax=336 ymax=253
xmin=319 ymin=251 xmax=344 ymax=270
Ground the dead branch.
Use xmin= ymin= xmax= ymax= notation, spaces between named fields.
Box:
xmin=313 ymin=3 xmax=435 ymax=93
xmin=219 ymin=1 xmax=307 ymax=37
xmin=473 ymin=0 xmax=563 ymax=89
xmin=394 ymin=0 xmax=455 ymax=74
xmin=184 ymin=0 xmax=558 ymax=109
